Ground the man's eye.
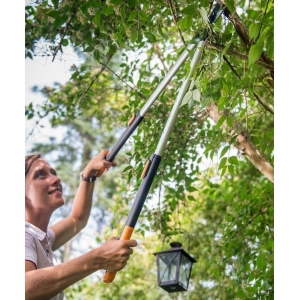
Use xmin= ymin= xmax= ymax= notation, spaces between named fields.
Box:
xmin=36 ymin=170 xmax=46 ymax=177
xmin=51 ymin=170 xmax=57 ymax=176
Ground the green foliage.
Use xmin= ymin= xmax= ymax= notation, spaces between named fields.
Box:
xmin=26 ymin=0 xmax=274 ymax=298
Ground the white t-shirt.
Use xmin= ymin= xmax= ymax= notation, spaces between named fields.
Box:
xmin=25 ymin=221 xmax=64 ymax=300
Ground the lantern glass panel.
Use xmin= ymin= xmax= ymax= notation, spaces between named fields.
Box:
xmin=179 ymin=254 xmax=193 ymax=289
xmin=157 ymin=252 xmax=180 ymax=283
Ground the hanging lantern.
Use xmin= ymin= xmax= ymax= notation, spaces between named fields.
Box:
xmin=153 ymin=242 xmax=197 ymax=293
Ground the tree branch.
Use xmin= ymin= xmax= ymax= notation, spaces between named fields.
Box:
xmin=222 ymin=55 xmax=274 ymax=115
xmin=52 ymin=8 xmax=78 ymax=62
xmin=165 ymin=0 xmax=186 ymax=45
xmin=77 ymin=54 xmax=113 ymax=104
xmin=206 ymin=42 xmax=274 ymax=73
xmin=215 ymin=0 xmax=274 ymax=81
xmin=206 ymin=103 xmax=274 ymax=183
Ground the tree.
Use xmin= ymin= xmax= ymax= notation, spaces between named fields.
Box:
xmin=25 ymin=0 xmax=274 ymax=298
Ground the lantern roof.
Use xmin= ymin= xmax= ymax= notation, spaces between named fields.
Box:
xmin=153 ymin=242 xmax=197 ymax=263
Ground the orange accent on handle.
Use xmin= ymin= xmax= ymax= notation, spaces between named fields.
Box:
xmin=127 ymin=115 xmax=135 ymax=126
xmin=141 ymin=160 xmax=150 ymax=179
xmin=103 ymin=226 xmax=134 ymax=283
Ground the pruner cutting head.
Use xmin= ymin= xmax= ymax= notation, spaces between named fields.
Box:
xmin=208 ymin=2 xmax=225 ymax=24
xmin=187 ymin=3 xmax=225 ymax=45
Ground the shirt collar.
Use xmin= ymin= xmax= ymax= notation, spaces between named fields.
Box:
xmin=25 ymin=221 xmax=47 ymax=241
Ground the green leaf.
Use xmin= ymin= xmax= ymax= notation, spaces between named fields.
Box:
xmin=192 ymin=89 xmax=201 ymax=101
xmin=130 ymin=31 xmax=138 ymax=43
xmin=218 ymin=96 xmax=227 ymax=111
xmin=144 ymin=32 xmax=156 ymax=43
xmin=111 ymin=0 xmax=123 ymax=4
xmin=248 ymin=272 xmax=255 ymax=282
xmin=186 ymin=186 xmax=198 ymax=192
xmin=188 ymin=98 xmax=194 ymax=109
xmin=51 ymin=0 xmax=58 ymax=9
xmin=256 ymin=253 xmax=265 ymax=270
xmin=219 ymin=157 xmax=227 ymax=170
xmin=248 ymin=43 xmax=264 ymax=67
xmin=46 ymin=10 xmax=59 ymax=19
xmin=210 ymin=149 xmax=216 ymax=160
xmin=114 ymin=32 xmax=123 ymax=46
xmin=54 ymin=14 xmax=69 ymax=28
xmin=178 ymin=16 xmax=193 ymax=31
xmin=94 ymin=10 xmax=101 ymax=27
xmin=202 ymin=96 xmax=212 ymax=108
xmin=257 ymin=29 xmax=267 ymax=46
xmin=266 ymin=34 xmax=274 ymax=58
xmin=127 ymin=10 xmax=137 ymax=22
xmin=70 ymin=71 xmax=79 ymax=79
xmin=88 ymin=1 xmax=99 ymax=8
xmin=203 ymin=144 xmax=212 ymax=155
xmin=93 ymin=49 xmax=100 ymax=62
xmin=221 ymin=40 xmax=233 ymax=56
xmin=220 ymin=145 xmax=230 ymax=158
xmin=83 ymin=46 xmax=94 ymax=52
xmin=228 ymin=165 xmax=235 ymax=175
xmin=220 ymin=166 xmax=227 ymax=177
xmin=26 ymin=51 xmax=33 ymax=59
xmin=182 ymin=4 xmax=198 ymax=16
xmin=226 ymin=115 xmax=233 ymax=127
xmin=180 ymin=90 xmax=193 ymax=107
xmin=102 ymin=5 xmax=114 ymax=16
xmin=236 ymin=289 xmax=246 ymax=298
xmin=199 ymin=7 xmax=209 ymax=27
xmin=246 ymin=286 xmax=257 ymax=293
xmin=62 ymin=39 xmax=69 ymax=46
xmin=249 ymin=23 xmax=260 ymax=41
xmin=128 ymin=0 xmax=136 ymax=7
xmin=139 ymin=10 xmax=150 ymax=22
xmin=262 ymin=8 xmax=274 ymax=23
xmin=215 ymin=115 xmax=226 ymax=128
xmin=189 ymin=79 xmax=196 ymax=90
xmin=122 ymin=165 xmax=133 ymax=172
xmin=225 ymin=0 xmax=235 ymax=13
xmin=187 ymin=195 xmax=196 ymax=201
xmin=153 ymin=0 xmax=164 ymax=4
xmin=228 ymin=156 xmax=239 ymax=165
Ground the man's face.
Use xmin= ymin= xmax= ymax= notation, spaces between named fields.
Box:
xmin=25 ymin=158 xmax=64 ymax=212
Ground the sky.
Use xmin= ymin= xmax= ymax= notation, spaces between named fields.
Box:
xmin=1 ymin=1 xmax=299 ymax=298
xmin=25 ymin=46 xmax=81 ymax=152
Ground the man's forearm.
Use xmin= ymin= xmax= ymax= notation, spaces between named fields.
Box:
xmin=25 ymin=250 xmax=100 ymax=300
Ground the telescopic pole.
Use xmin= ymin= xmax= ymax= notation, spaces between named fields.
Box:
xmin=96 ymin=2 xmax=224 ymax=177
xmin=103 ymin=38 xmax=206 ymax=284
xmin=101 ymin=3 xmax=225 ymax=283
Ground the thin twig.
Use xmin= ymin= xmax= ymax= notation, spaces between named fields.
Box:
xmin=166 ymin=0 xmax=186 ymax=45
xmin=98 ymin=62 xmax=147 ymax=100
xmin=207 ymin=42 xmax=274 ymax=72
xmin=52 ymin=8 xmax=78 ymax=62
xmin=76 ymin=54 xmax=113 ymax=104
xmin=223 ymin=55 xmax=241 ymax=80
xmin=222 ymin=54 xmax=274 ymax=115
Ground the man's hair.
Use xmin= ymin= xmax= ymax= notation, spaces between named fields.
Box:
xmin=25 ymin=153 xmax=41 ymax=176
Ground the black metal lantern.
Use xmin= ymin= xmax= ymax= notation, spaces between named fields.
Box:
xmin=153 ymin=242 xmax=197 ymax=293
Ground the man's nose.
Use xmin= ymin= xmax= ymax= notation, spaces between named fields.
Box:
xmin=51 ymin=174 xmax=61 ymax=185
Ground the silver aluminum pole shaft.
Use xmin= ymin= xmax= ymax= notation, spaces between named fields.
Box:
xmin=139 ymin=43 xmax=196 ymax=117
xmin=154 ymin=40 xmax=206 ymax=156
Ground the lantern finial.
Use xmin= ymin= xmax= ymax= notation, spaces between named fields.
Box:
xmin=170 ymin=242 xmax=182 ymax=248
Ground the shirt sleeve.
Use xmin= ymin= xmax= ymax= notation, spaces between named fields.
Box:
xmin=25 ymin=231 xmax=37 ymax=267
xmin=47 ymin=227 xmax=56 ymax=248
